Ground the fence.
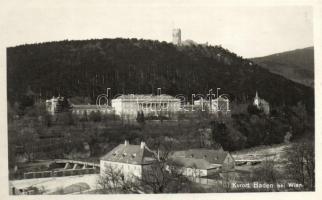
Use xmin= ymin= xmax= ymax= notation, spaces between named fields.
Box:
xmin=23 ymin=168 xmax=98 ymax=179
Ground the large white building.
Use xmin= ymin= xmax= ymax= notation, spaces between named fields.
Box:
xmin=100 ymin=140 xmax=154 ymax=181
xmin=111 ymin=94 xmax=181 ymax=120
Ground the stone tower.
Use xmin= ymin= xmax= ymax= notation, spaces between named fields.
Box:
xmin=172 ymin=28 xmax=181 ymax=45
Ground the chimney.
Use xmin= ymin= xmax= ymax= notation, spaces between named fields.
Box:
xmin=124 ymin=140 xmax=129 ymax=146
xmin=140 ymin=141 xmax=145 ymax=149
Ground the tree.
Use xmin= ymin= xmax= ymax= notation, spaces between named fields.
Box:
xmin=288 ymin=102 xmax=311 ymax=139
xmin=17 ymin=126 xmax=39 ymax=162
xmin=247 ymin=104 xmax=262 ymax=115
xmin=251 ymin=158 xmax=280 ymax=191
xmin=136 ymin=111 xmax=145 ymax=125
xmin=211 ymin=121 xmax=246 ymax=151
xmin=88 ymin=111 xmax=102 ymax=122
xmin=55 ymin=97 xmax=72 ymax=113
xmin=285 ymin=141 xmax=315 ymax=190
xmin=139 ymin=139 xmax=192 ymax=193
xmin=97 ymin=165 xmax=139 ymax=194
xmin=56 ymin=112 xmax=75 ymax=125
xmin=140 ymin=159 xmax=191 ymax=193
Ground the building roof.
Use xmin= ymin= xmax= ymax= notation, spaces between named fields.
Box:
xmin=46 ymin=96 xmax=64 ymax=102
xmin=171 ymin=149 xmax=231 ymax=165
xmin=100 ymin=143 xmax=154 ymax=165
xmin=113 ymin=94 xmax=180 ymax=101
xmin=194 ymin=96 xmax=229 ymax=104
xmin=72 ymin=104 xmax=112 ymax=110
xmin=259 ymin=99 xmax=269 ymax=106
xmin=170 ymin=157 xmax=221 ymax=170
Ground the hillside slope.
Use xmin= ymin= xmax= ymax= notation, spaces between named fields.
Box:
xmin=7 ymin=38 xmax=314 ymax=111
xmin=251 ymin=47 xmax=314 ymax=87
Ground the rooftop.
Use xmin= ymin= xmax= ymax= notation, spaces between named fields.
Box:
xmin=171 ymin=149 xmax=231 ymax=165
xmin=113 ymin=94 xmax=180 ymax=101
xmin=72 ymin=104 xmax=112 ymax=110
xmin=194 ymin=96 xmax=229 ymax=102
xmin=100 ymin=141 xmax=154 ymax=165
xmin=170 ymin=157 xmax=221 ymax=170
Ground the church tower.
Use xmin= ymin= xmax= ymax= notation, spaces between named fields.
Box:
xmin=253 ymin=91 xmax=260 ymax=107
xmin=172 ymin=28 xmax=181 ymax=45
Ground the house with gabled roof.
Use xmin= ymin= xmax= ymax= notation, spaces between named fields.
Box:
xmin=170 ymin=149 xmax=235 ymax=178
xmin=100 ymin=140 xmax=154 ymax=180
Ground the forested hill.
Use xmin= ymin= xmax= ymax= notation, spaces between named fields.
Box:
xmin=251 ymin=47 xmax=314 ymax=87
xmin=7 ymin=38 xmax=314 ymax=111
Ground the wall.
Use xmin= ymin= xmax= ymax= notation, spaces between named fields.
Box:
xmin=112 ymin=99 xmax=181 ymax=120
xmin=100 ymin=160 xmax=142 ymax=180
xmin=72 ymin=108 xmax=114 ymax=115
xmin=181 ymin=167 xmax=207 ymax=178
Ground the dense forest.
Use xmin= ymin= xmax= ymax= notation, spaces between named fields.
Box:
xmin=7 ymin=38 xmax=314 ymax=112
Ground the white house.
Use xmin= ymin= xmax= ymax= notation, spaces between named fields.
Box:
xmin=100 ymin=140 xmax=154 ymax=181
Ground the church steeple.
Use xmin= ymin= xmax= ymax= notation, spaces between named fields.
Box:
xmin=254 ymin=91 xmax=259 ymax=107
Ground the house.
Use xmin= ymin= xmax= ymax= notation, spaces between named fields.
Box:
xmin=170 ymin=149 xmax=235 ymax=178
xmin=111 ymin=94 xmax=181 ymax=120
xmin=100 ymin=140 xmax=154 ymax=181
xmin=194 ymin=95 xmax=230 ymax=115
xmin=253 ymin=91 xmax=270 ymax=115
xmin=45 ymin=96 xmax=69 ymax=115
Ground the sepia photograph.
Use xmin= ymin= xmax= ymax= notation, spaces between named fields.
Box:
xmin=1 ymin=0 xmax=320 ymax=198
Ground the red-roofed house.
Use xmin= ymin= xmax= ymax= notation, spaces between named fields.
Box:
xmin=100 ymin=140 xmax=154 ymax=180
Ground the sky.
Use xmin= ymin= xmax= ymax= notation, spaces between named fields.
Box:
xmin=0 ymin=0 xmax=314 ymax=58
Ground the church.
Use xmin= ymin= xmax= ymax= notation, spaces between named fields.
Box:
xmin=253 ymin=91 xmax=270 ymax=115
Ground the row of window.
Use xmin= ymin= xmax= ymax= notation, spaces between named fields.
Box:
xmin=138 ymin=102 xmax=168 ymax=108
xmin=72 ymin=109 xmax=113 ymax=114
xmin=104 ymin=162 xmax=141 ymax=171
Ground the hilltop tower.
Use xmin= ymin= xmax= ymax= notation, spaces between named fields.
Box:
xmin=172 ymin=28 xmax=181 ymax=45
